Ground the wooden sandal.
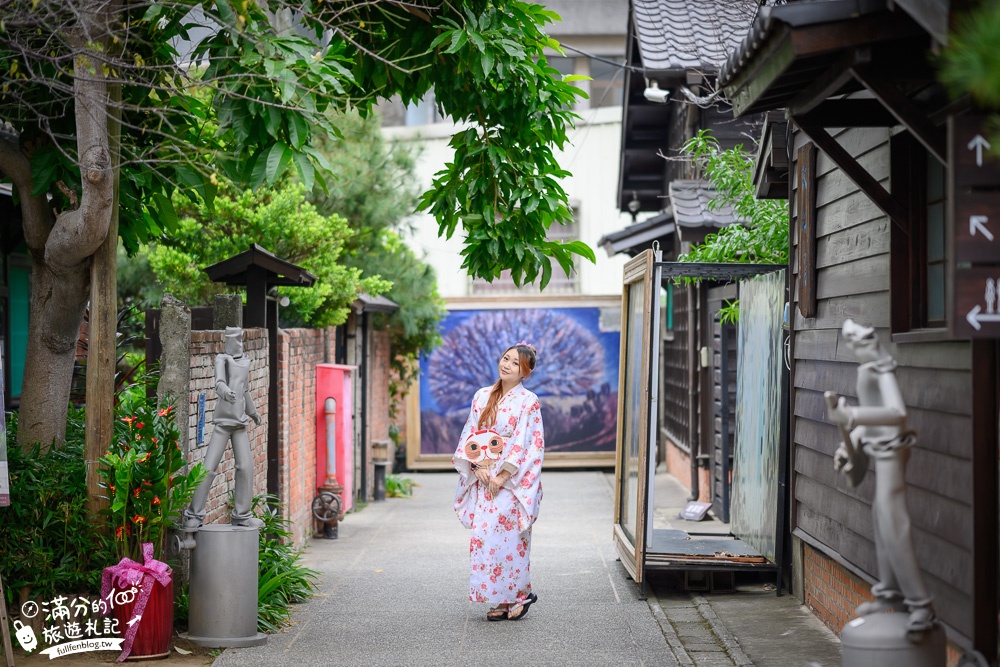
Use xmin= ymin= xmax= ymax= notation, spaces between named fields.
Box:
xmin=507 ymin=593 xmax=537 ymax=620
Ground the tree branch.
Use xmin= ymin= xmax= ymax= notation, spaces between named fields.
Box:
xmin=45 ymin=48 xmax=114 ymax=267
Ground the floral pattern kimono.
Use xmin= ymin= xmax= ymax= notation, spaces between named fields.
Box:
xmin=453 ymin=383 xmax=544 ymax=605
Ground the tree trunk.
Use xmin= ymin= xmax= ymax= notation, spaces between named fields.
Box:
xmin=16 ymin=29 xmax=115 ymax=449
xmin=18 ymin=260 xmax=91 ymax=447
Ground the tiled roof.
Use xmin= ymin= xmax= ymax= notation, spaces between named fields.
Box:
xmin=718 ymin=0 xmax=887 ymax=87
xmin=598 ymin=211 xmax=676 ymax=257
xmin=669 ymin=180 xmax=746 ymax=228
xmin=632 ymin=0 xmax=759 ymax=73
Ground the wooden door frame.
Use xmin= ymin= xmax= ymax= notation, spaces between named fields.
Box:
xmin=613 ymin=249 xmax=657 ymax=583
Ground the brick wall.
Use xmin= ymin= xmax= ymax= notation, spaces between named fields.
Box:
xmin=664 ymin=441 xmax=711 ymax=503
xmin=277 ymin=327 xmax=332 ymax=546
xmin=802 ymin=542 xmax=872 ymax=633
xmin=186 ymin=329 xmax=269 ymax=526
xmin=802 ymin=542 xmax=965 ymax=667
xmin=390 ymin=365 xmax=409 ymax=468
xmin=370 ymin=330 xmax=392 ymax=454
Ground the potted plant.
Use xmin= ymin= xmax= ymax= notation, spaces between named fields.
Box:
xmin=98 ymin=392 xmax=206 ymax=660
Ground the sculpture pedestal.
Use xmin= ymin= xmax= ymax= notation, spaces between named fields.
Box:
xmin=841 ymin=612 xmax=945 ymax=667
xmin=185 ymin=525 xmax=267 ymax=648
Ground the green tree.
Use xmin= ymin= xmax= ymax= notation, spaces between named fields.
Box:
xmin=0 ymin=0 xmax=593 ymax=448
xmin=678 ymin=130 xmax=789 ymax=266
xmin=677 ymin=130 xmax=789 ymax=323
xmin=939 ymin=2 xmax=1000 ymax=143
xmin=148 ymin=181 xmax=390 ymax=327
xmin=307 ymin=110 xmax=444 ymax=378
xmin=354 ymin=228 xmax=445 ymax=381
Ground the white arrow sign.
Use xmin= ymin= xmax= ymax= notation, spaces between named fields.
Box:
xmin=969 ymin=134 xmax=992 ymax=167
xmin=966 ymin=304 xmax=1000 ymax=331
xmin=971 ymin=215 xmax=994 ymax=241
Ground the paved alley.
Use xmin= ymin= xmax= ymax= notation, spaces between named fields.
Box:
xmin=213 ymin=471 xmax=676 ymax=667
xmin=212 ymin=470 xmax=842 ymax=667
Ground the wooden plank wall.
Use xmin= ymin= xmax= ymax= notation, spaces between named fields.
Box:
xmin=708 ymin=284 xmax=738 ymax=521
xmin=789 ymin=125 xmax=974 ymax=639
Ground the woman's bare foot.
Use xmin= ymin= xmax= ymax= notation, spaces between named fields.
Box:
xmin=487 ymin=604 xmax=510 ymax=621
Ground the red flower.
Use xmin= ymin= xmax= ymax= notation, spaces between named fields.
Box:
xmin=136 ymin=422 xmax=145 ymax=429
xmin=115 ymin=526 xmax=125 ymax=539
xmin=151 ymin=496 xmax=161 ymax=505
xmin=131 ymin=514 xmax=146 ymax=524
xmin=109 ymin=485 xmax=116 ymax=494
xmin=132 ymin=488 xmax=141 ymax=498
xmin=158 ymin=406 xmax=173 ymax=417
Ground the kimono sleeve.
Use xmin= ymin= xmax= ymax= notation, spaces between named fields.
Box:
xmin=501 ymin=393 xmax=544 ymax=532
xmin=453 ymin=389 xmax=486 ymax=530
xmin=502 ymin=395 xmax=544 ymax=476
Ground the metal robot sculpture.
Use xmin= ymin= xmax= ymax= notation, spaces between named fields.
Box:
xmin=182 ymin=326 xmax=263 ymax=531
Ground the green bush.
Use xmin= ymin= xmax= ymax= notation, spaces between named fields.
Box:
xmin=386 ymin=474 xmax=415 ymax=498
xmin=0 ymin=409 xmax=110 ymax=606
xmin=253 ymin=495 xmax=319 ymax=633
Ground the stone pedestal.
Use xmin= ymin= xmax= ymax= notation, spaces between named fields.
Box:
xmin=185 ymin=525 xmax=267 ymax=648
xmin=841 ymin=612 xmax=945 ymax=667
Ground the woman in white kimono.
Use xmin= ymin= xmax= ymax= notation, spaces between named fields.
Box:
xmin=453 ymin=342 xmax=544 ymax=621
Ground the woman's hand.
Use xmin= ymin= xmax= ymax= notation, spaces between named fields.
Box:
xmin=488 ymin=472 xmax=510 ymax=497
xmin=474 ymin=467 xmax=492 ymax=486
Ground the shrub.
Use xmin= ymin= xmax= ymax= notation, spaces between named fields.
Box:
xmin=386 ymin=474 xmax=415 ymax=498
xmin=253 ymin=495 xmax=319 ymax=633
xmin=0 ymin=409 xmax=110 ymax=605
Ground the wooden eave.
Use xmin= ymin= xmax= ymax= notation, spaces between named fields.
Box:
xmin=724 ymin=13 xmax=926 ymax=118
xmin=204 ymin=243 xmax=318 ymax=287
xmin=721 ymin=7 xmax=947 ymax=233
xmin=753 ymin=112 xmax=789 ymax=200
xmin=618 ymin=93 xmax=671 ymax=212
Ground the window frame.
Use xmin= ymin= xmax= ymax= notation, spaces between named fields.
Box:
xmin=889 ymin=131 xmax=951 ymax=341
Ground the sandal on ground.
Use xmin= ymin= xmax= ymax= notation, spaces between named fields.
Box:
xmin=507 ymin=593 xmax=538 ymax=621
xmin=487 ymin=606 xmax=509 ymax=621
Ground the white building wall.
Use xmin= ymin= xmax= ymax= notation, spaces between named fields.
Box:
xmin=384 ymin=105 xmax=631 ymax=298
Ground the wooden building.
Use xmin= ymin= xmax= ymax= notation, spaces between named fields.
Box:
xmin=604 ymin=0 xmax=765 ymax=511
xmin=718 ymin=0 xmax=995 ymax=662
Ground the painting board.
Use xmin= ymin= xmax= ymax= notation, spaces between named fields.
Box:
xmin=406 ymin=295 xmax=622 ymax=470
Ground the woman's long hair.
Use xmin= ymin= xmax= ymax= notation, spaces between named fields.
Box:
xmin=477 ymin=344 xmax=537 ymax=429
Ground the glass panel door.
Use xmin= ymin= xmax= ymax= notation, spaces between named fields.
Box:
xmin=613 ymin=249 xmax=656 ymax=583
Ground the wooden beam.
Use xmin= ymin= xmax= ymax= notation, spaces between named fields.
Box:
xmin=788 ymin=48 xmax=870 ymax=116
xmin=794 ymin=120 xmax=909 ymax=233
xmin=970 ymin=340 xmax=998 ymax=660
xmin=851 ymin=65 xmax=947 ymax=165
xmin=794 ymin=100 xmax=898 ymax=128
xmin=85 ymin=82 xmax=119 ymax=523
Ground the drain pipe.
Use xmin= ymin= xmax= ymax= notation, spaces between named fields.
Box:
xmin=688 ymin=283 xmax=700 ymax=502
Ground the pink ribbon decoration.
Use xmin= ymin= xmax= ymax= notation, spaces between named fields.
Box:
xmin=101 ymin=542 xmax=172 ymax=661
